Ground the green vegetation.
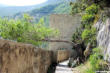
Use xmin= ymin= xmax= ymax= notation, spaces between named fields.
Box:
xmin=72 ymin=27 xmax=82 ymax=44
xmin=70 ymin=0 xmax=109 ymax=72
xmin=84 ymin=48 xmax=108 ymax=73
xmin=82 ymin=4 xmax=99 ymax=28
xmin=14 ymin=0 xmax=73 ymax=26
xmin=53 ymin=2 xmax=71 ymax=14
xmin=72 ymin=3 xmax=99 ymax=48
xmin=29 ymin=1 xmax=71 ymax=15
xmin=74 ymin=48 xmax=108 ymax=73
xmin=0 ymin=14 xmax=58 ymax=46
xmin=85 ymin=4 xmax=99 ymax=15
xmin=0 ymin=0 xmax=73 ymax=17
xmin=81 ymin=4 xmax=99 ymax=48
xmin=70 ymin=0 xmax=87 ymax=15
xmin=81 ymin=4 xmax=99 ymax=47
xmin=81 ymin=28 xmax=96 ymax=47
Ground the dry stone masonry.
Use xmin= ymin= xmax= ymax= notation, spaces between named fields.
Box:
xmin=49 ymin=14 xmax=81 ymax=50
xmin=0 ymin=39 xmax=70 ymax=73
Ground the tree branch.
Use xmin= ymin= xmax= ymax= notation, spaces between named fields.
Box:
xmin=36 ymin=39 xmax=76 ymax=45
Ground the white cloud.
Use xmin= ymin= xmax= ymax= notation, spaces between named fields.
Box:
xmin=0 ymin=0 xmax=47 ymax=6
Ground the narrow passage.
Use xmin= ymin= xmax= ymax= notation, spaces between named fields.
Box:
xmin=55 ymin=60 xmax=73 ymax=73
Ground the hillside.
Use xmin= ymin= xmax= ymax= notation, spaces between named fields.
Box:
xmin=30 ymin=1 xmax=71 ymax=15
xmin=14 ymin=0 xmax=73 ymax=25
xmin=0 ymin=0 xmax=74 ymax=17
xmin=0 ymin=0 xmax=53 ymax=17
xmin=0 ymin=6 xmax=35 ymax=17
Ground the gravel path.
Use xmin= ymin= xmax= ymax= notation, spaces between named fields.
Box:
xmin=55 ymin=60 xmax=73 ymax=73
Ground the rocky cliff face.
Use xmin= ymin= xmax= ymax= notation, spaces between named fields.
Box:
xmin=95 ymin=17 xmax=110 ymax=62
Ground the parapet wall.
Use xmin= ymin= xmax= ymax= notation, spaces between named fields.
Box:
xmin=0 ymin=39 xmax=70 ymax=73
xmin=0 ymin=39 xmax=52 ymax=73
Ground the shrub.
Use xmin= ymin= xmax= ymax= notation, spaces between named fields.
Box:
xmin=81 ymin=4 xmax=99 ymax=28
xmin=81 ymin=29 xmax=91 ymax=40
xmin=81 ymin=14 xmax=95 ymax=28
xmin=86 ymin=4 xmax=99 ymax=15
xmin=72 ymin=27 xmax=83 ymax=43
xmin=82 ymin=14 xmax=94 ymax=22
xmin=81 ymin=27 xmax=97 ymax=47
xmin=70 ymin=1 xmax=87 ymax=15
xmin=84 ymin=48 xmax=108 ymax=73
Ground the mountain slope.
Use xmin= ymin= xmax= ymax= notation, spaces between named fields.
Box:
xmin=0 ymin=6 xmax=35 ymax=17
xmin=13 ymin=0 xmax=74 ymax=26
xmin=29 ymin=0 xmax=73 ymax=15
xmin=14 ymin=0 xmax=73 ymax=18
xmin=0 ymin=1 xmax=52 ymax=17
xmin=0 ymin=0 xmax=74 ymax=17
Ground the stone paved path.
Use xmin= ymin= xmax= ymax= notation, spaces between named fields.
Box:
xmin=55 ymin=60 xmax=73 ymax=73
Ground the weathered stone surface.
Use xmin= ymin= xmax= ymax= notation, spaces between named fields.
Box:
xmin=0 ymin=39 xmax=70 ymax=73
xmin=57 ymin=50 xmax=70 ymax=63
xmin=84 ymin=43 xmax=91 ymax=59
xmin=0 ymin=39 xmax=52 ymax=73
xmin=95 ymin=18 xmax=110 ymax=62
xmin=49 ymin=14 xmax=81 ymax=50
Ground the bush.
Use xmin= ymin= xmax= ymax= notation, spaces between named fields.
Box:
xmin=72 ymin=3 xmax=99 ymax=51
xmin=85 ymin=4 xmax=99 ymax=15
xmin=70 ymin=1 xmax=87 ymax=15
xmin=72 ymin=27 xmax=83 ymax=43
xmin=81 ymin=14 xmax=95 ymax=28
xmin=81 ymin=28 xmax=96 ymax=40
xmin=81 ymin=27 xmax=96 ymax=47
xmin=82 ymin=14 xmax=94 ymax=22
xmin=84 ymin=48 xmax=108 ymax=73
xmin=81 ymin=4 xmax=99 ymax=28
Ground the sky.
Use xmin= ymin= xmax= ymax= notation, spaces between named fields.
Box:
xmin=0 ymin=0 xmax=47 ymax=6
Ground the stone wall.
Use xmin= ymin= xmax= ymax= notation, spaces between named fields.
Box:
xmin=0 ymin=39 xmax=52 ymax=73
xmin=49 ymin=14 xmax=81 ymax=50
xmin=0 ymin=39 xmax=70 ymax=73
xmin=57 ymin=50 xmax=70 ymax=63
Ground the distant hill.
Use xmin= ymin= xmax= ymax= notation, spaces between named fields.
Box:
xmin=0 ymin=6 xmax=34 ymax=17
xmin=0 ymin=0 xmax=74 ymax=17
xmin=0 ymin=0 xmax=52 ymax=17
xmin=14 ymin=0 xmax=74 ymax=25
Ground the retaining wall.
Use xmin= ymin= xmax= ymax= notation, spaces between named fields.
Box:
xmin=0 ymin=39 xmax=70 ymax=73
xmin=49 ymin=14 xmax=81 ymax=50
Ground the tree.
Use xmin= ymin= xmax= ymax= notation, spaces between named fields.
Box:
xmin=0 ymin=14 xmax=59 ymax=46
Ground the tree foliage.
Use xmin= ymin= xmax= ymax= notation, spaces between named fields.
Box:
xmin=71 ymin=3 xmax=99 ymax=48
xmin=70 ymin=0 xmax=87 ymax=15
xmin=81 ymin=28 xmax=97 ymax=47
xmin=0 ymin=14 xmax=59 ymax=46
xmin=85 ymin=4 xmax=99 ymax=15
xmin=70 ymin=0 xmax=109 ymax=72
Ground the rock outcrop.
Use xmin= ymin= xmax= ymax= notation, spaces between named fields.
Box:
xmin=95 ymin=18 xmax=110 ymax=62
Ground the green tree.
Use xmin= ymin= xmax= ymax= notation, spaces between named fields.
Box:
xmin=0 ymin=14 xmax=59 ymax=46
